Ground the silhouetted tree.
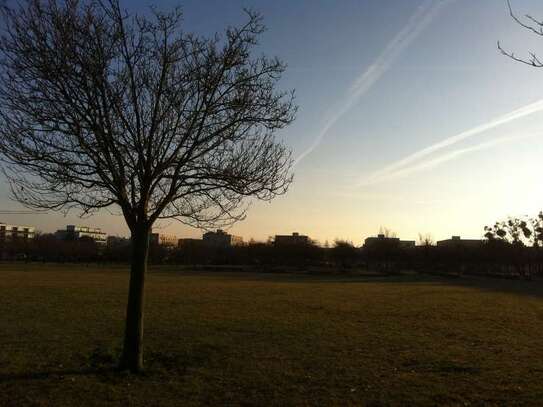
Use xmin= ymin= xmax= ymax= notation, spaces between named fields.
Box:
xmin=484 ymin=217 xmax=531 ymax=246
xmin=416 ymin=232 xmax=435 ymax=268
xmin=0 ymin=0 xmax=296 ymax=372
xmin=417 ymin=233 xmax=434 ymax=247
xmin=529 ymin=212 xmax=543 ymax=247
xmin=363 ymin=234 xmax=402 ymax=273
xmin=483 ymin=214 xmax=543 ymax=278
xmin=331 ymin=239 xmax=359 ymax=269
xmin=497 ymin=3 xmax=543 ymax=276
xmin=379 ymin=226 xmax=397 ymax=238
xmin=499 ymin=1 xmax=543 ymax=67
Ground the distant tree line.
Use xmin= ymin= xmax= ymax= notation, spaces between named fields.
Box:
xmin=3 ymin=212 xmax=543 ymax=280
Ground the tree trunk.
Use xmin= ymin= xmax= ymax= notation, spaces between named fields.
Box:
xmin=119 ymin=224 xmax=150 ymax=372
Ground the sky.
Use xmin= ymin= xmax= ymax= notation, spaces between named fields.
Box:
xmin=2 ymin=0 xmax=543 ymax=245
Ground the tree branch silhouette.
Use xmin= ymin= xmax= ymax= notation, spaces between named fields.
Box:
xmin=0 ymin=0 xmax=297 ymax=372
xmin=498 ymin=0 xmax=543 ymax=67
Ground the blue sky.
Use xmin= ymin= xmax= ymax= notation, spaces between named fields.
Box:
xmin=2 ymin=0 xmax=543 ymax=244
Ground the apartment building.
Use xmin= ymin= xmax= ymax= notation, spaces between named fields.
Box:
xmin=56 ymin=225 xmax=107 ymax=244
xmin=203 ymin=229 xmax=244 ymax=248
xmin=0 ymin=222 xmax=35 ymax=242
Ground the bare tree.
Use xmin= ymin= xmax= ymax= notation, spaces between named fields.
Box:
xmin=417 ymin=233 xmax=434 ymax=247
xmin=498 ymin=0 xmax=543 ymax=67
xmin=0 ymin=0 xmax=296 ymax=372
xmin=379 ymin=226 xmax=397 ymax=238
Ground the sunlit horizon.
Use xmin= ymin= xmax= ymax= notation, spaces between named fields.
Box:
xmin=2 ymin=0 xmax=543 ymax=245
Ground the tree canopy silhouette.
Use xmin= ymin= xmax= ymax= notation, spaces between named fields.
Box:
xmin=0 ymin=0 xmax=296 ymax=372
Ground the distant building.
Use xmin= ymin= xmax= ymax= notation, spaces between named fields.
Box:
xmin=399 ymin=240 xmax=416 ymax=249
xmin=150 ymin=233 xmax=178 ymax=247
xmin=203 ymin=229 xmax=244 ymax=248
xmin=178 ymin=238 xmax=204 ymax=248
xmin=0 ymin=222 xmax=35 ymax=242
xmin=56 ymin=225 xmax=107 ymax=244
xmin=364 ymin=234 xmax=415 ymax=249
xmin=436 ymin=236 xmax=483 ymax=249
xmin=274 ymin=232 xmax=310 ymax=246
xmin=107 ymin=236 xmax=130 ymax=247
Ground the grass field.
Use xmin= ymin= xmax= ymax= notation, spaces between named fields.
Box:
xmin=2 ymin=264 xmax=543 ymax=406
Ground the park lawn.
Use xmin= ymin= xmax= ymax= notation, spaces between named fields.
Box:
xmin=1 ymin=264 xmax=543 ymax=406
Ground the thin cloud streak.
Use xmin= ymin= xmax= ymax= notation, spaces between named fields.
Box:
xmin=357 ymin=99 xmax=543 ymax=186
xmin=358 ymin=132 xmax=539 ymax=186
xmin=293 ymin=0 xmax=454 ymax=167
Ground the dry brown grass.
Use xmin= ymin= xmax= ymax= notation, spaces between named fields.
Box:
xmin=2 ymin=263 xmax=543 ymax=405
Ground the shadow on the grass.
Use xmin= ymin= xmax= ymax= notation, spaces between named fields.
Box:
xmin=0 ymin=367 xmax=120 ymax=383
xmin=0 ymin=346 xmax=217 ymax=384
xmin=175 ymin=268 xmax=543 ymax=300
xmin=346 ymin=271 xmax=543 ymax=300
xmin=431 ymin=274 xmax=543 ymax=300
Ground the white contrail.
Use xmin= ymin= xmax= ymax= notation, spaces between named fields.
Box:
xmin=358 ymin=132 xmax=540 ymax=186
xmin=357 ymin=99 xmax=543 ymax=186
xmin=294 ymin=0 xmax=455 ymax=167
